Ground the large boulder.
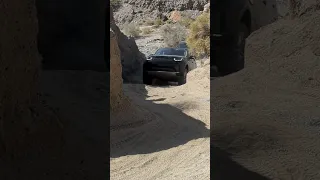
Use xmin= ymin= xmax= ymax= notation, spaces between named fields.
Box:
xmin=110 ymin=7 xmax=145 ymax=83
xmin=169 ymin=10 xmax=182 ymax=22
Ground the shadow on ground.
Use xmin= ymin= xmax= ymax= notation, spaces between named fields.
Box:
xmin=151 ymin=78 xmax=180 ymax=86
xmin=210 ymin=65 xmax=244 ymax=78
xmin=211 ymin=145 xmax=270 ymax=180
xmin=0 ymin=71 xmax=109 ymax=180
xmin=210 ymin=76 xmax=269 ymax=180
xmin=31 ymin=70 xmax=108 ymax=179
xmin=110 ymin=83 xmax=210 ymax=158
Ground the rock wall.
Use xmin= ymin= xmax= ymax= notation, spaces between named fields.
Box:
xmin=0 ymin=1 xmax=67 ymax=174
xmin=0 ymin=0 xmax=64 ymax=163
xmin=0 ymin=0 xmax=41 ymax=155
xmin=110 ymin=7 xmax=145 ymax=83
xmin=115 ymin=0 xmax=208 ymax=24
xmin=110 ymin=29 xmax=124 ymax=110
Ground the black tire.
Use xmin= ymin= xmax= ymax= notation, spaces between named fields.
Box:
xmin=218 ymin=22 xmax=249 ymax=75
xmin=143 ymin=71 xmax=152 ymax=85
xmin=177 ymin=68 xmax=187 ymax=85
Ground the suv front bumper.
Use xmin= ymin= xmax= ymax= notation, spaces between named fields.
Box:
xmin=146 ymin=71 xmax=183 ymax=80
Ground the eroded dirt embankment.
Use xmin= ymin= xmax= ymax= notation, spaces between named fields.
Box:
xmin=212 ymin=4 xmax=320 ymax=180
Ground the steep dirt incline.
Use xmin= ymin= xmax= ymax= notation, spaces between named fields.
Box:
xmin=212 ymin=5 xmax=320 ymax=180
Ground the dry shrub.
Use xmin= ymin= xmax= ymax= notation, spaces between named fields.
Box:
xmin=145 ymin=19 xmax=154 ymax=26
xmin=166 ymin=19 xmax=174 ymax=24
xmin=179 ymin=17 xmax=194 ymax=28
xmin=110 ymin=0 xmax=122 ymax=11
xmin=160 ymin=23 xmax=186 ymax=47
xmin=142 ymin=27 xmax=153 ymax=35
xmin=154 ymin=18 xmax=164 ymax=28
xmin=122 ymin=23 xmax=141 ymax=37
xmin=186 ymin=12 xmax=210 ymax=57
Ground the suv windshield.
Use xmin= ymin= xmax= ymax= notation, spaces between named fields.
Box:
xmin=177 ymin=42 xmax=188 ymax=49
xmin=154 ymin=48 xmax=186 ymax=57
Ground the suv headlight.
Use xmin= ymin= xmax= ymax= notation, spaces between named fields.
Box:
xmin=146 ymin=56 xmax=152 ymax=61
xmin=173 ymin=57 xmax=183 ymax=61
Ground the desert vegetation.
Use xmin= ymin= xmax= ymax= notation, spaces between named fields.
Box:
xmin=122 ymin=22 xmax=142 ymax=37
xmin=179 ymin=17 xmax=194 ymax=28
xmin=141 ymin=27 xmax=153 ymax=35
xmin=154 ymin=18 xmax=164 ymax=27
xmin=160 ymin=23 xmax=187 ymax=47
xmin=110 ymin=0 xmax=122 ymax=11
xmin=186 ymin=12 xmax=210 ymax=57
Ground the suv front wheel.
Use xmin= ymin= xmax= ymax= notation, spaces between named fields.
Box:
xmin=177 ymin=68 xmax=188 ymax=85
xmin=143 ymin=70 xmax=153 ymax=85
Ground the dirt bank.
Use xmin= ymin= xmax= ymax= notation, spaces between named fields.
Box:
xmin=212 ymin=6 xmax=320 ymax=180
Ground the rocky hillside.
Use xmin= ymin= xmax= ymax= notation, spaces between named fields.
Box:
xmin=113 ymin=0 xmax=208 ymax=25
xmin=110 ymin=1 xmax=210 ymax=82
xmin=110 ymin=7 xmax=146 ymax=83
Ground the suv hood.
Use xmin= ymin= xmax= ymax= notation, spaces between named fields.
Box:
xmin=150 ymin=55 xmax=185 ymax=58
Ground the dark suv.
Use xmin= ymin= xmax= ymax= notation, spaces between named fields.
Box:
xmin=143 ymin=48 xmax=197 ymax=85
xmin=212 ymin=0 xmax=278 ymax=76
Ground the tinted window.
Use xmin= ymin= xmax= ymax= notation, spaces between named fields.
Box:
xmin=155 ymin=48 xmax=186 ymax=56
xmin=178 ymin=42 xmax=188 ymax=49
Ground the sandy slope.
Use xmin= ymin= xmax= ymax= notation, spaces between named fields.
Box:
xmin=212 ymin=8 xmax=320 ymax=180
xmin=110 ymin=61 xmax=210 ymax=180
xmin=0 ymin=70 xmax=109 ymax=180
xmin=39 ymin=70 xmax=109 ymax=179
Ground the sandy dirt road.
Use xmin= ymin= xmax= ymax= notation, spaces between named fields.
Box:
xmin=110 ymin=61 xmax=210 ymax=180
